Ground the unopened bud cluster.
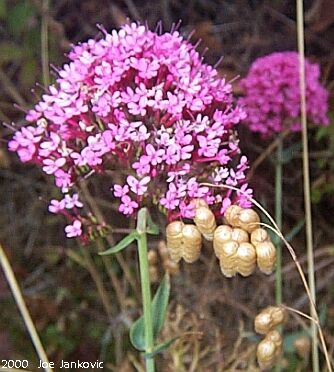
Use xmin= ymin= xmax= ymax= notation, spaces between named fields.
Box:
xmin=148 ymin=241 xmax=180 ymax=282
xmin=255 ymin=306 xmax=287 ymax=369
xmin=165 ymin=201 xmax=277 ymax=278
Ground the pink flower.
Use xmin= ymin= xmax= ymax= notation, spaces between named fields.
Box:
xmin=64 ymin=193 xmax=83 ymax=209
xmin=119 ymin=195 xmax=139 ymax=215
xmin=42 ymin=158 xmax=66 ymax=174
xmin=239 ymin=51 xmax=329 ymax=136
xmin=127 ymin=175 xmax=150 ymax=196
xmin=65 ymin=220 xmax=82 ymax=238
xmin=48 ymin=199 xmax=65 ymax=213
xmin=113 ymin=184 xmax=129 ymax=197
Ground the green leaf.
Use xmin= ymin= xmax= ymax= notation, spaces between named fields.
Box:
xmin=130 ymin=274 xmax=171 ymax=351
xmin=145 ymin=337 xmax=179 ymax=358
xmin=98 ymin=231 xmax=138 ymax=255
xmin=130 ymin=315 xmax=146 ymax=351
xmin=0 ymin=42 xmax=23 ymax=63
xmin=146 ymin=212 xmax=159 ymax=235
xmin=152 ymin=273 xmax=170 ymax=340
xmin=286 ymin=219 xmax=305 ymax=242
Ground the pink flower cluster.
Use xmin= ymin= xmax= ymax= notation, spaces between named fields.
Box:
xmin=9 ymin=23 xmax=252 ymax=238
xmin=239 ymin=51 xmax=329 ymax=136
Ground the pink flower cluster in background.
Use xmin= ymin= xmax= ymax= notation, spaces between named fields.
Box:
xmin=9 ymin=22 xmax=252 ymax=239
xmin=239 ymin=51 xmax=329 ymax=136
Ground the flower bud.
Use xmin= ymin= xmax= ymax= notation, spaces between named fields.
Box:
xmin=256 ymin=241 xmax=276 ymax=274
xmin=166 ymin=221 xmax=184 ymax=262
xmin=251 ymin=228 xmax=270 ymax=246
xmin=257 ymin=330 xmax=282 ymax=370
xmin=194 ymin=206 xmax=216 ymax=241
xmin=254 ymin=306 xmax=287 ymax=334
xmin=182 ymin=224 xmax=202 ymax=263
xmin=236 ymin=242 xmax=256 ymax=276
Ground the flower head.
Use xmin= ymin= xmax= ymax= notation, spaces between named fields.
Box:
xmin=239 ymin=51 xmax=329 ymax=137
xmin=9 ymin=22 xmax=251 ymax=238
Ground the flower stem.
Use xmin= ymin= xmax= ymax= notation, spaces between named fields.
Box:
xmin=136 ymin=208 xmax=155 ymax=372
xmin=296 ymin=1 xmax=319 ymax=370
xmin=275 ymin=137 xmax=283 ymax=307
xmin=275 ymin=137 xmax=283 ymax=372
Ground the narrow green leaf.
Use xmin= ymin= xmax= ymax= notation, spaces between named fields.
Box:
xmin=146 ymin=212 xmax=159 ymax=235
xmin=98 ymin=231 xmax=138 ymax=255
xmin=152 ymin=273 xmax=170 ymax=340
xmin=144 ymin=337 xmax=179 ymax=358
xmin=130 ymin=274 xmax=171 ymax=351
xmin=130 ymin=316 xmax=146 ymax=351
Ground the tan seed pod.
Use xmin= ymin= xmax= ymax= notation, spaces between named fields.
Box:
xmin=231 ymin=228 xmax=249 ymax=243
xmin=194 ymin=206 xmax=217 ymax=241
xmin=251 ymin=228 xmax=270 ymax=246
xmin=149 ymin=266 xmax=159 ymax=283
xmin=166 ymin=221 xmax=184 ymax=262
xmin=215 ymin=239 xmax=238 ymax=261
xmin=236 ymin=242 xmax=256 ymax=276
xmin=254 ymin=306 xmax=287 ymax=334
xmin=256 ymin=241 xmax=276 ymax=274
xmin=218 ymin=241 xmax=239 ymax=277
xmin=158 ymin=240 xmax=169 ymax=260
xmin=224 ymin=205 xmax=242 ymax=226
xmin=191 ymin=198 xmax=209 ymax=209
xmin=148 ymin=250 xmax=158 ymax=265
xmin=181 ymin=224 xmax=202 ymax=263
xmin=257 ymin=330 xmax=282 ymax=370
xmin=294 ymin=336 xmax=311 ymax=359
xmin=213 ymin=225 xmax=233 ymax=257
xmin=237 ymin=208 xmax=260 ymax=233
xmin=164 ymin=260 xmax=180 ymax=275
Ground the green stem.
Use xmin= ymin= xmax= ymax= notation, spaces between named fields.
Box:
xmin=275 ymin=138 xmax=283 ymax=372
xmin=275 ymin=138 xmax=283 ymax=306
xmin=136 ymin=208 xmax=155 ymax=372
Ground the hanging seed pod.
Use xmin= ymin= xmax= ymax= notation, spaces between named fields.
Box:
xmin=181 ymin=224 xmax=202 ymax=263
xmin=149 ymin=266 xmax=159 ymax=283
xmin=231 ymin=228 xmax=249 ymax=243
xmin=218 ymin=241 xmax=239 ymax=277
xmin=166 ymin=221 xmax=184 ymax=262
xmin=294 ymin=336 xmax=311 ymax=359
xmin=213 ymin=225 xmax=233 ymax=257
xmin=257 ymin=330 xmax=282 ymax=370
xmin=224 ymin=205 xmax=242 ymax=226
xmin=148 ymin=250 xmax=158 ymax=265
xmin=237 ymin=208 xmax=260 ymax=233
xmin=254 ymin=306 xmax=287 ymax=334
xmin=251 ymin=228 xmax=271 ymax=246
xmin=194 ymin=206 xmax=217 ymax=241
xmin=236 ymin=242 xmax=257 ymax=277
xmin=164 ymin=260 xmax=180 ymax=275
xmin=256 ymin=241 xmax=276 ymax=274
xmin=158 ymin=240 xmax=169 ymax=259
xmin=192 ymin=198 xmax=209 ymax=209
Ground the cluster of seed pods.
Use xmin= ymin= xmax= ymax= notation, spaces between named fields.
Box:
xmin=166 ymin=201 xmax=276 ymax=278
xmin=254 ymin=306 xmax=287 ymax=369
